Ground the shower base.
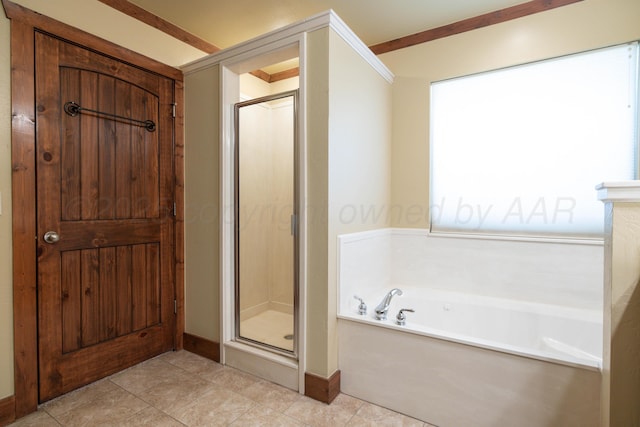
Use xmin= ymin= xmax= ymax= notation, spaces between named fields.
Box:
xmin=240 ymin=310 xmax=294 ymax=352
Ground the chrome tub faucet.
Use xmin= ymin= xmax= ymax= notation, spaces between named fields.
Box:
xmin=396 ymin=308 xmax=415 ymax=326
xmin=353 ymin=295 xmax=367 ymax=315
xmin=374 ymin=288 xmax=402 ymax=320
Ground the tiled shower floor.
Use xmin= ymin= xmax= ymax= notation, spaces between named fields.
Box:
xmin=8 ymin=350 xmax=435 ymax=426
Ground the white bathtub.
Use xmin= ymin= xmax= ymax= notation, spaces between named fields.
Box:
xmin=337 ymin=229 xmax=603 ymax=427
xmin=342 ymin=286 xmax=602 ymax=369
xmin=338 ymin=287 xmax=602 ymax=427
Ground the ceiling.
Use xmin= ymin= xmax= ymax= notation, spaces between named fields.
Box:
xmin=127 ymin=0 xmax=529 ymax=51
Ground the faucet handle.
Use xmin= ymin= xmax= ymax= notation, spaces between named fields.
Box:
xmin=353 ymin=295 xmax=367 ymax=315
xmin=396 ymin=308 xmax=414 ymax=326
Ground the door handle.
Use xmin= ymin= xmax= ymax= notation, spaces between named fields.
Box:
xmin=43 ymin=231 xmax=60 ymax=244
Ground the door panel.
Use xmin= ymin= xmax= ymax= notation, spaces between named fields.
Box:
xmin=58 ymin=243 xmax=160 ymax=354
xmin=59 ymin=68 xmax=161 ymax=222
xmin=35 ymin=32 xmax=175 ymax=402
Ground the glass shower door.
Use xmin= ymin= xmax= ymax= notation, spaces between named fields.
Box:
xmin=234 ymin=90 xmax=298 ymax=356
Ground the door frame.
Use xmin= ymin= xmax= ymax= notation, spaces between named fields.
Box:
xmin=233 ymin=89 xmax=300 ymax=358
xmin=4 ymin=0 xmax=185 ymax=418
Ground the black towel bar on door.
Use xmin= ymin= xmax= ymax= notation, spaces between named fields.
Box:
xmin=63 ymin=101 xmax=156 ymax=132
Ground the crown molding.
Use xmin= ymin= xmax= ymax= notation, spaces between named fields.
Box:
xmin=597 ymin=181 xmax=640 ymax=203
xmin=325 ymin=11 xmax=393 ymax=83
xmin=370 ymin=0 xmax=584 ymax=55
xmin=97 ymin=0 xmax=219 ymax=54
xmin=181 ymin=10 xmax=394 ymax=83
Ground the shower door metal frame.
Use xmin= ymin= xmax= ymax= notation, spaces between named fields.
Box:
xmin=233 ymin=89 xmax=299 ymax=359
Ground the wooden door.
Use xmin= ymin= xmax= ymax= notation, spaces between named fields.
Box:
xmin=35 ymin=32 xmax=176 ymax=402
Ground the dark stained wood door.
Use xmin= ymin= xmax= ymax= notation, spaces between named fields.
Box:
xmin=35 ymin=32 xmax=176 ymax=402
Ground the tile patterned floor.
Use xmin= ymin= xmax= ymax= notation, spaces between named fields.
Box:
xmin=9 ymin=350 xmax=436 ymax=427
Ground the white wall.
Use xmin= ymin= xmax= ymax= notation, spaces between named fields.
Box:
xmin=237 ymin=96 xmax=273 ymax=313
xmin=268 ymin=99 xmax=295 ymax=308
xmin=339 ymin=229 xmax=603 ymax=313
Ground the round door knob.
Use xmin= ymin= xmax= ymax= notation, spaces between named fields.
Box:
xmin=43 ymin=231 xmax=60 ymax=244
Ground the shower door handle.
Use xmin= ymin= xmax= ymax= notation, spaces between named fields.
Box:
xmin=290 ymin=214 xmax=297 ymax=236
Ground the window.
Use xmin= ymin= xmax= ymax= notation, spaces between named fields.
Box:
xmin=430 ymin=42 xmax=639 ymax=239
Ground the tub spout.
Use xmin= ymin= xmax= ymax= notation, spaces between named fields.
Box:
xmin=374 ymin=288 xmax=402 ymax=320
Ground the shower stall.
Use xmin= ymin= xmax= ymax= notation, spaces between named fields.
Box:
xmin=234 ymin=90 xmax=299 ymax=357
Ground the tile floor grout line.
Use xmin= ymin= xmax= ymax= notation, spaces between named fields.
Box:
xmin=106 ymin=377 xmax=182 ymax=427
xmin=136 ymin=356 xmax=277 ymax=426
xmin=107 ymin=369 xmax=195 ymax=427
xmin=40 ymin=378 xmax=121 ymax=425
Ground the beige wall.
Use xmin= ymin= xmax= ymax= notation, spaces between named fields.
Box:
xmin=239 ymin=72 xmax=299 ymax=98
xmin=304 ymin=27 xmax=331 ymax=376
xmin=381 ymin=0 xmax=640 ymax=228
xmin=304 ymin=27 xmax=392 ymax=377
xmin=11 ymin=0 xmax=206 ymax=67
xmin=0 ymin=10 xmax=14 ymax=400
xmin=184 ymin=65 xmax=221 ymax=341
xmin=602 ymin=201 xmax=640 ymax=426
